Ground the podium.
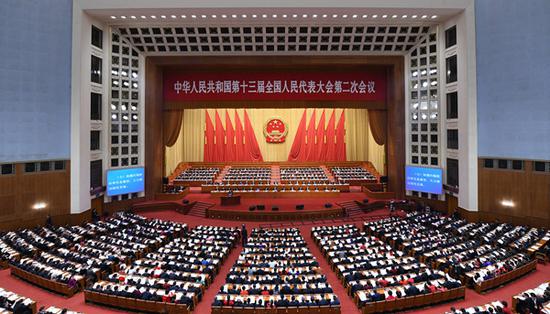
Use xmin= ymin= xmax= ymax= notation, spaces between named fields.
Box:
xmin=220 ymin=195 xmax=241 ymax=206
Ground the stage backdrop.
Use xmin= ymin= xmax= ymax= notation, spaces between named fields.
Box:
xmin=165 ymin=108 xmax=385 ymax=175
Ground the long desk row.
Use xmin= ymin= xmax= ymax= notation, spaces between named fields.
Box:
xmin=202 ymin=184 xmax=350 ymax=193
xmin=206 ymin=207 xmax=345 ymax=221
xmin=210 ymin=191 xmax=340 ymax=199
xmin=10 ymin=265 xmax=80 ymax=297
xmin=470 ymin=260 xmax=537 ymax=293
xmin=84 ymin=290 xmax=190 ymax=314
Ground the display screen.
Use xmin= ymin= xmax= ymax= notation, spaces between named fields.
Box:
xmin=405 ymin=166 xmax=443 ymax=194
xmin=106 ymin=167 xmax=145 ymax=196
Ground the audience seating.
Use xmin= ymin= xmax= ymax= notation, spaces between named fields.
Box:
xmin=331 ymin=167 xmax=376 ymax=183
xmin=86 ymin=225 xmax=238 ymax=313
xmin=222 ymin=167 xmax=271 ymax=183
xmin=444 ymin=300 xmax=513 ymax=314
xmin=174 ymin=167 xmax=220 ymax=183
xmin=39 ymin=306 xmax=83 ymax=314
xmin=513 ymin=281 xmax=550 ymax=313
xmin=0 ymin=287 xmax=36 ymax=314
xmin=312 ymin=223 xmax=465 ymax=313
xmin=280 ymin=167 xmax=329 ymax=183
xmin=212 ymin=228 xmax=340 ymax=313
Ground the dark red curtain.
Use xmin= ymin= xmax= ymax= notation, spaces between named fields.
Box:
xmin=325 ymin=110 xmax=336 ymax=161
xmin=287 ymin=109 xmax=308 ymax=161
xmin=214 ymin=111 xmax=226 ymax=162
xmin=234 ymin=110 xmax=245 ymax=161
xmin=368 ymin=109 xmax=387 ymax=145
xmin=163 ymin=110 xmax=183 ymax=147
xmin=316 ymin=109 xmax=327 ymax=160
xmin=204 ymin=110 xmax=215 ymax=162
xmin=243 ymin=110 xmax=263 ymax=162
xmin=225 ymin=110 xmax=236 ymax=161
xmin=335 ymin=110 xmax=347 ymax=161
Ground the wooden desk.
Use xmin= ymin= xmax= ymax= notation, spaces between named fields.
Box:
xmin=84 ymin=290 xmax=190 ymax=314
xmin=221 ymin=195 xmax=241 ymax=206
xmin=210 ymin=191 xmax=340 ymax=199
xmin=10 ymin=265 xmax=80 ymax=297
xmin=202 ymin=184 xmax=350 ymax=193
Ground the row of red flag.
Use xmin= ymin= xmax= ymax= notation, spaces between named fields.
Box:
xmin=203 ymin=109 xmax=346 ymax=162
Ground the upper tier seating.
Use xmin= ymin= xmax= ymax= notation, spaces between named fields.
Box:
xmin=280 ymin=167 xmax=328 ymax=182
xmin=513 ymin=281 xmax=550 ymax=313
xmin=331 ymin=166 xmax=376 ymax=182
xmin=175 ymin=167 xmax=219 ymax=183
xmin=222 ymin=167 xmax=271 ymax=183
xmin=213 ymin=228 xmax=340 ymax=309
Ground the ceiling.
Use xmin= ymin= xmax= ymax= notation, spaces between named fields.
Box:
xmin=81 ymin=1 xmax=467 ymax=56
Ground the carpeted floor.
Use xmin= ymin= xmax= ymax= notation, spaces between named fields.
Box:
xmin=1 ymin=208 xmax=549 ymax=313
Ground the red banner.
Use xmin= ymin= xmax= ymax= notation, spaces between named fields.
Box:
xmin=164 ymin=71 xmax=386 ymax=102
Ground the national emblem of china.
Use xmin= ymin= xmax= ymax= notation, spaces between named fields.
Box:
xmin=264 ymin=118 xmax=288 ymax=143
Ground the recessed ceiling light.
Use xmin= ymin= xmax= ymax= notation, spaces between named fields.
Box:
xmin=252 ymin=14 xmax=257 ymax=18
xmin=302 ymin=14 xmax=308 ymax=18
xmin=421 ymin=15 xmax=428 ymax=19
xmin=332 ymin=14 xmax=338 ymax=18
xmin=322 ymin=14 xmax=328 ymax=18
xmin=170 ymin=15 xmax=176 ymax=19
xmin=272 ymin=14 xmax=278 ymax=18
xmin=160 ymin=15 xmax=166 ymax=19
xmin=282 ymin=14 xmax=287 ymax=18
xmin=342 ymin=14 xmax=348 ymax=18
xmin=231 ymin=14 xmax=237 ymax=18
xmin=120 ymin=15 xmax=126 ymax=19
xmin=130 ymin=15 xmax=137 ymax=19
xmin=362 ymin=14 xmax=368 ymax=18
xmin=110 ymin=16 xmax=116 ymax=19
xmin=141 ymin=15 xmax=147 ymax=19
xmin=181 ymin=15 xmax=186 ymax=18
xmin=431 ymin=15 xmax=438 ymax=19
xmin=412 ymin=15 xmax=418 ymax=19
xmin=352 ymin=14 xmax=358 ymax=18
xmin=292 ymin=14 xmax=298 ymax=18
xmin=241 ymin=14 xmax=247 ymax=18
xmin=402 ymin=15 xmax=407 ymax=18
xmin=381 ymin=14 xmax=387 ymax=18
xmin=221 ymin=14 xmax=227 ymax=18
xmin=372 ymin=14 xmax=378 ymax=18
xmin=211 ymin=14 xmax=217 ymax=18
xmin=191 ymin=15 xmax=196 ymax=18
xmin=201 ymin=15 xmax=206 ymax=18
xmin=312 ymin=14 xmax=317 ymax=18
xmin=392 ymin=14 xmax=398 ymax=18
xmin=262 ymin=14 xmax=267 ymax=18
xmin=150 ymin=15 xmax=156 ymax=19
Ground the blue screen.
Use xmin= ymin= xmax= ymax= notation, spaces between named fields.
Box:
xmin=106 ymin=167 xmax=145 ymax=196
xmin=405 ymin=166 xmax=443 ymax=194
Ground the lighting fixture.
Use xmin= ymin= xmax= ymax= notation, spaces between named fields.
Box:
xmin=32 ymin=202 xmax=47 ymax=210
xmin=110 ymin=16 xmax=116 ymax=19
xmin=501 ymin=200 xmax=515 ymax=207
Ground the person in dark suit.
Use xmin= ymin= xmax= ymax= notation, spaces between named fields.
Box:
xmin=241 ymin=224 xmax=248 ymax=246
xmin=405 ymin=284 xmax=420 ymax=296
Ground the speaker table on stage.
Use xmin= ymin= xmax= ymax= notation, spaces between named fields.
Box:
xmin=220 ymin=194 xmax=241 ymax=206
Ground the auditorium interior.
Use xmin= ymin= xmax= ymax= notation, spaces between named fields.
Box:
xmin=1 ymin=0 xmax=550 ymax=313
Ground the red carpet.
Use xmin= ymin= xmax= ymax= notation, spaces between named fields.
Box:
xmin=1 ymin=210 xmax=549 ymax=313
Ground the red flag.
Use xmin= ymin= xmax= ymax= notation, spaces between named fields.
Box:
xmin=214 ymin=110 xmax=225 ymax=162
xmin=234 ymin=110 xmax=245 ymax=161
xmin=287 ymin=109 xmax=308 ymax=161
xmin=325 ymin=109 xmax=336 ymax=161
xmin=225 ymin=110 xmax=236 ymax=161
xmin=316 ymin=109 xmax=327 ymax=161
xmin=204 ymin=110 xmax=215 ymax=162
xmin=335 ymin=109 xmax=347 ymax=161
xmin=305 ymin=109 xmax=317 ymax=161
xmin=243 ymin=109 xmax=263 ymax=162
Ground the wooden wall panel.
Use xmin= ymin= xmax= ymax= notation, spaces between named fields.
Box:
xmin=478 ymin=159 xmax=550 ymax=228
xmin=145 ymin=55 xmax=406 ymax=199
xmin=0 ymin=162 xmax=71 ymax=230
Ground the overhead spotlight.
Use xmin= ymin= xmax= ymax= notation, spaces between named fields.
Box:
xmin=362 ymin=14 xmax=368 ymax=18
xmin=191 ymin=14 xmax=196 ymax=18
xmin=160 ymin=15 xmax=166 ymax=19
xmin=120 ymin=15 xmax=126 ymax=19
xmin=322 ymin=14 xmax=328 ymax=18
xmin=402 ymin=15 xmax=408 ymax=18
xmin=32 ymin=202 xmax=47 ymax=210
xmin=211 ymin=14 xmax=217 ymax=18
xmin=110 ymin=16 xmax=116 ymax=19
xmin=252 ymin=14 xmax=257 ymax=18
xmin=221 ymin=14 xmax=227 ymax=18
xmin=332 ymin=14 xmax=338 ymax=18
xmin=501 ymin=200 xmax=515 ymax=207
xmin=141 ymin=15 xmax=147 ymax=19
xmin=130 ymin=16 xmax=137 ymax=19
xmin=431 ymin=15 xmax=438 ymax=19
xmin=240 ymin=14 xmax=246 ymax=18
xmin=342 ymin=14 xmax=348 ymax=18
xmin=201 ymin=14 xmax=206 ymax=18
xmin=302 ymin=14 xmax=308 ymax=18
xmin=392 ymin=14 xmax=398 ymax=18
xmin=231 ymin=14 xmax=237 ymax=18
xmin=262 ymin=14 xmax=267 ymax=18
xmin=151 ymin=15 xmax=157 ymax=19
xmin=412 ymin=15 xmax=418 ymax=18
xmin=272 ymin=14 xmax=277 ymax=18
xmin=421 ymin=15 xmax=428 ymax=19
xmin=312 ymin=14 xmax=317 ymax=18
xmin=170 ymin=15 xmax=176 ymax=19
xmin=352 ymin=14 xmax=358 ymax=18
xmin=282 ymin=14 xmax=287 ymax=18
xmin=381 ymin=14 xmax=387 ymax=18
xmin=372 ymin=14 xmax=378 ymax=18
xmin=292 ymin=14 xmax=298 ymax=18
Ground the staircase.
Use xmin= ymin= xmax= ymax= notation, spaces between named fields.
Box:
xmin=337 ymin=200 xmax=365 ymax=218
xmin=215 ymin=165 xmax=232 ymax=183
xmin=320 ymin=165 xmax=336 ymax=182
xmin=270 ymin=165 xmax=280 ymax=184
xmin=187 ymin=201 xmax=215 ymax=218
